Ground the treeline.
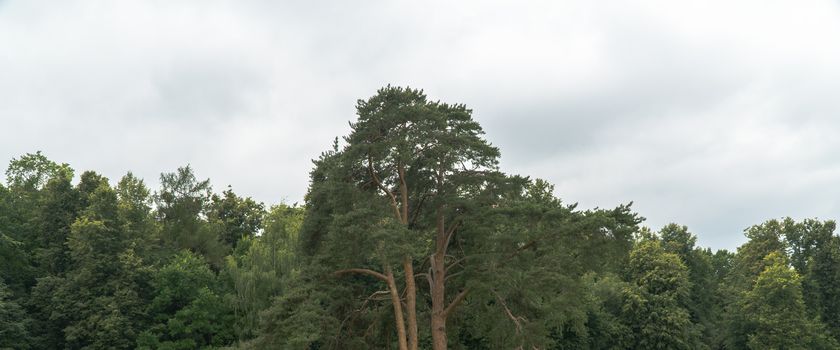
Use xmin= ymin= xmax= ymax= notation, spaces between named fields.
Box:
xmin=0 ymin=151 xmax=303 ymax=349
xmin=2 ymin=87 xmax=840 ymax=349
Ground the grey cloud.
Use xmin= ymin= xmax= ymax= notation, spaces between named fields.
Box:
xmin=144 ymin=59 xmax=268 ymax=122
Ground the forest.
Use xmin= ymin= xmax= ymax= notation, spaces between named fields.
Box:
xmin=2 ymin=86 xmax=840 ymax=350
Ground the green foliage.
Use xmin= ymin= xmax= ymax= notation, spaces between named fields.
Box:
xmin=272 ymin=87 xmax=647 ymax=350
xmin=225 ymin=204 xmax=303 ymax=340
xmin=249 ymin=270 xmax=338 ymax=349
xmin=115 ymin=172 xmax=160 ymax=261
xmin=155 ymin=166 xmax=211 ymax=242
xmin=208 ymin=187 xmax=265 ymax=248
xmin=583 ymin=274 xmax=633 ymax=350
xmin=40 ymin=178 xmax=153 ymax=349
xmin=733 ymin=220 xmax=789 ymax=285
xmin=781 ymin=218 xmax=840 ymax=341
xmin=719 ymin=219 xmax=840 ymax=349
xmin=0 ymin=184 xmax=34 ymax=297
xmin=34 ymin=171 xmax=80 ymax=275
xmin=0 ymin=278 xmax=31 ymax=350
xmin=5 ymin=151 xmax=71 ymax=192
xmin=455 ymin=185 xmax=640 ymax=349
xmin=660 ymin=224 xmax=720 ymax=348
xmin=139 ymin=251 xmax=234 ymax=350
xmin=621 ymin=238 xmax=697 ymax=350
xmin=721 ymin=219 xmax=790 ymax=348
xmin=155 ymin=166 xmax=229 ymax=267
xmin=742 ymin=252 xmax=838 ymax=349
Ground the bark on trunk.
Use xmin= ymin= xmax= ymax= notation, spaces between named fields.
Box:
xmin=404 ymin=257 xmax=418 ymax=350
xmin=370 ymin=158 xmax=419 ymax=349
xmin=399 ymin=164 xmax=409 ymax=224
xmin=431 ymin=210 xmax=448 ymax=350
xmin=431 ymin=254 xmax=447 ymax=350
xmin=397 ymin=162 xmax=418 ymax=350
xmin=386 ymin=266 xmax=409 ymax=350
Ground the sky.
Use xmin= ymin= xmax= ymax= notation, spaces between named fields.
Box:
xmin=3 ymin=1 xmax=840 ymax=250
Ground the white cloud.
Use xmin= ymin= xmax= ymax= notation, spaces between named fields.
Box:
xmin=2 ymin=0 xmax=840 ymax=249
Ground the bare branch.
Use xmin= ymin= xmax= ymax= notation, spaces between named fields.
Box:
xmin=409 ymin=192 xmax=429 ymax=227
xmin=446 ymin=256 xmax=467 ymax=273
xmin=493 ymin=291 xmax=527 ymax=334
xmin=368 ymin=154 xmax=402 ymax=222
xmin=425 ymin=268 xmax=434 ymax=291
xmin=357 ymin=290 xmax=392 ymax=311
xmin=443 ymin=218 xmax=462 ymax=251
xmin=445 ymin=270 xmax=464 ymax=282
xmin=398 ymin=162 xmax=409 ymax=225
xmin=504 ymin=240 xmax=538 ymax=261
xmin=444 ymin=288 xmax=470 ymax=317
xmin=334 ymin=268 xmax=388 ymax=282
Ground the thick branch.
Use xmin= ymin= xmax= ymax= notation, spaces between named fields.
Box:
xmin=504 ymin=240 xmax=538 ymax=261
xmin=445 ymin=270 xmax=464 ymax=282
xmin=408 ymin=192 xmax=428 ymax=227
xmin=443 ymin=218 xmax=462 ymax=252
xmin=494 ymin=291 xmax=527 ymax=334
xmin=357 ymin=290 xmax=392 ymax=311
xmin=436 ymin=207 xmax=446 ymax=254
xmin=444 ymin=288 xmax=470 ymax=317
xmin=446 ymin=256 xmax=467 ymax=272
xmin=366 ymin=290 xmax=392 ymax=301
xmin=426 ymin=269 xmax=434 ymax=290
xmin=398 ymin=162 xmax=409 ymax=225
xmin=415 ymin=272 xmax=431 ymax=284
xmin=368 ymin=154 xmax=402 ymax=222
xmin=334 ymin=268 xmax=388 ymax=282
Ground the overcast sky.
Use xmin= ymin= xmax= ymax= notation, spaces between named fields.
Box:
xmin=3 ymin=1 xmax=840 ymax=250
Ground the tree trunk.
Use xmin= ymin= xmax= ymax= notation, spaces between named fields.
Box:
xmin=397 ymin=162 xmax=418 ymax=350
xmin=404 ymin=257 xmax=418 ymax=350
xmin=431 ymin=210 xmax=448 ymax=350
xmin=386 ymin=266 xmax=409 ymax=350
xmin=431 ymin=254 xmax=447 ymax=349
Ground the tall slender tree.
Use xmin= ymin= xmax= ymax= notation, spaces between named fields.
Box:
xmin=323 ymin=86 xmax=502 ymax=350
